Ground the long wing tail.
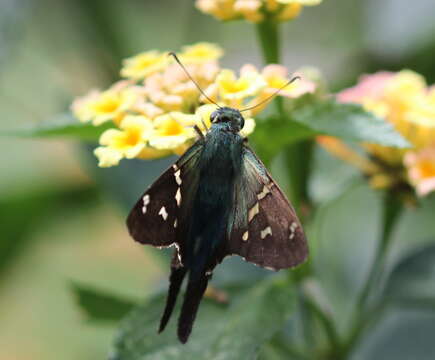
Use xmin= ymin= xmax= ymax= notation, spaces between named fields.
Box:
xmin=158 ymin=266 xmax=187 ymax=333
xmin=177 ymin=272 xmax=209 ymax=343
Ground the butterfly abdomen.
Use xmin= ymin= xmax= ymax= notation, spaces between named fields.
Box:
xmin=187 ymin=125 xmax=244 ymax=276
xmin=176 ymin=125 xmax=244 ymax=342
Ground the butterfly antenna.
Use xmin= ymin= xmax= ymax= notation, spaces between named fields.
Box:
xmin=239 ymin=76 xmax=300 ymax=112
xmin=168 ymin=52 xmax=221 ymax=108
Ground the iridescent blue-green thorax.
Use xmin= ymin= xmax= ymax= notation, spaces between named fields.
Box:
xmin=189 ymin=107 xmax=245 ymax=277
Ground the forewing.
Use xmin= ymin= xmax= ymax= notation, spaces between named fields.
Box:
xmin=127 ymin=141 xmax=203 ymax=248
xmin=226 ymin=146 xmax=308 ymax=270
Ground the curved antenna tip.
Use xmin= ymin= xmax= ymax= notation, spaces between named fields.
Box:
xmin=167 ymin=51 xmax=220 ymax=108
xmin=239 ymin=75 xmax=301 ymax=113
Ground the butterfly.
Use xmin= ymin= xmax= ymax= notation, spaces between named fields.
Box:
xmin=126 ymin=54 xmax=308 ymax=344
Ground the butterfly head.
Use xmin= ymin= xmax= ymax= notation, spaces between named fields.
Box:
xmin=210 ymin=107 xmax=244 ymax=133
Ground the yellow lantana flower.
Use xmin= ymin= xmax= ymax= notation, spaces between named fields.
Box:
xmin=330 ymin=69 xmax=435 ymax=197
xmin=71 ymin=41 xmax=316 ymax=167
xmin=70 ymin=89 xmax=100 ymax=123
xmin=71 ymin=83 xmax=138 ymax=126
xmin=196 ymin=0 xmax=322 ymax=23
xmin=261 ymin=64 xmax=316 ymax=97
xmin=121 ymin=51 xmax=168 ymax=80
xmin=216 ymin=69 xmax=266 ymax=102
xmin=180 ymin=43 xmax=224 ymax=64
xmin=95 ymin=115 xmax=153 ymax=167
xmin=338 ymin=70 xmax=435 ymax=165
xmin=237 ymin=64 xmax=316 ymax=115
xmin=150 ymin=114 xmax=196 ymax=151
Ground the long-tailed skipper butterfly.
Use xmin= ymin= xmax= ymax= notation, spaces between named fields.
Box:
xmin=127 ymin=53 xmax=308 ymax=343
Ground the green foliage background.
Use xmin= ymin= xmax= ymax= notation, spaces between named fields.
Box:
xmin=1 ymin=0 xmax=435 ymax=359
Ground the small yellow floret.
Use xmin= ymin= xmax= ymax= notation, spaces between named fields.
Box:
xmin=95 ymin=115 xmax=153 ymax=167
xmin=73 ymin=84 xmax=138 ymax=126
xmin=180 ymin=43 xmax=224 ymax=64
xmin=217 ymin=69 xmax=266 ymax=101
xmin=121 ymin=51 xmax=168 ymax=80
xmin=94 ymin=147 xmax=123 ymax=168
xmin=405 ymin=147 xmax=435 ymax=196
xmin=195 ymin=0 xmax=239 ymax=21
xmin=71 ymin=90 xmax=100 ymax=123
xmin=234 ymin=0 xmax=264 ymax=23
xmin=150 ymin=114 xmax=196 ymax=150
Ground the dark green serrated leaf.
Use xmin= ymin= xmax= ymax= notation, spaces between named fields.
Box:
xmin=110 ymin=276 xmax=296 ymax=360
xmin=383 ymin=244 xmax=435 ymax=308
xmin=1 ymin=114 xmax=114 ymax=141
xmin=71 ymin=282 xmax=137 ymax=322
xmin=290 ymin=98 xmax=410 ymax=148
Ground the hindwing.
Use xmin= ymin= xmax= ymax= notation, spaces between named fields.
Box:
xmin=226 ymin=145 xmax=308 ymax=270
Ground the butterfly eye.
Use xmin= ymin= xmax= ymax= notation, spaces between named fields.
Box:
xmin=239 ymin=117 xmax=245 ymax=129
xmin=210 ymin=111 xmax=219 ymax=123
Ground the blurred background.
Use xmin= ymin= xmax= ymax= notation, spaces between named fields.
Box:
xmin=1 ymin=0 xmax=435 ymax=359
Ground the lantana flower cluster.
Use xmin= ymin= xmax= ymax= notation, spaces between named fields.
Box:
xmin=71 ymin=42 xmax=315 ymax=167
xmin=325 ymin=70 xmax=435 ymax=197
xmin=195 ymin=0 xmax=322 ymax=23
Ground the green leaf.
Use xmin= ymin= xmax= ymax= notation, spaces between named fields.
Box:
xmin=71 ymin=282 xmax=136 ymax=322
xmin=383 ymin=244 xmax=435 ymax=308
xmin=110 ymin=276 xmax=296 ymax=360
xmin=1 ymin=114 xmax=114 ymax=141
xmin=250 ymin=116 xmax=315 ymax=166
xmin=290 ymin=98 xmax=410 ymax=148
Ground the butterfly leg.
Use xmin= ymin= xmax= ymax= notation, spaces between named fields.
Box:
xmin=200 ymin=117 xmax=209 ymax=132
xmin=193 ymin=125 xmax=205 ymax=141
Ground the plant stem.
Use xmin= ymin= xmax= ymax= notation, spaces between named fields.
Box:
xmin=256 ymin=19 xmax=312 ymax=216
xmin=256 ymin=21 xmax=281 ymax=64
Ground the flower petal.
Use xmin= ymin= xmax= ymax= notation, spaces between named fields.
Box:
xmin=94 ymin=147 xmax=123 ymax=168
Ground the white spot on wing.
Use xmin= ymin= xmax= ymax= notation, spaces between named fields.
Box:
xmin=264 ymin=266 xmax=277 ymax=271
xmin=159 ymin=206 xmax=168 ymax=220
xmin=289 ymin=221 xmax=298 ymax=240
xmin=172 ymin=164 xmax=178 ymax=171
xmin=260 ymin=226 xmax=272 ymax=239
xmin=257 ymin=185 xmax=270 ymax=200
xmin=175 ymin=188 xmax=182 ymax=207
xmin=242 ymin=231 xmax=249 ymax=241
xmin=174 ymin=169 xmax=182 ymax=186
xmin=174 ymin=219 xmax=178 ymax=228
xmin=248 ymin=202 xmax=260 ymax=222
xmin=142 ymin=194 xmax=150 ymax=214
